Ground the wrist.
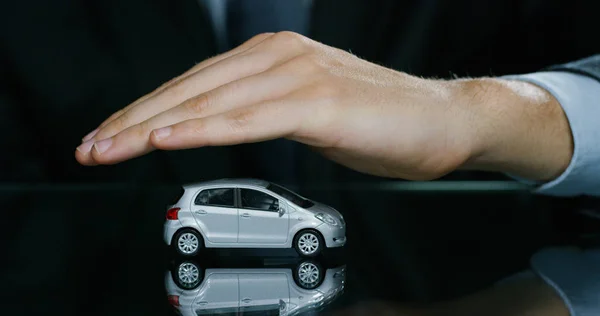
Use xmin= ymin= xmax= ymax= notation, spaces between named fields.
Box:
xmin=455 ymin=77 xmax=573 ymax=181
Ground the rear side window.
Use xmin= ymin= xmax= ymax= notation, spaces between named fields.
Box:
xmin=195 ymin=188 xmax=234 ymax=207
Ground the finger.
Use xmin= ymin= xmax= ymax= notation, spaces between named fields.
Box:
xmin=75 ymin=142 xmax=99 ymax=166
xmin=149 ymin=100 xmax=307 ymax=150
xmin=87 ymin=68 xmax=302 ymax=165
xmin=90 ymin=34 xmax=303 ymax=145
xmin=84 ymin=32 xmax=275 ymax=140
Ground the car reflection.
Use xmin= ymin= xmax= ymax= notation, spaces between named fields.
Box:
xmin=165 ymin=257 xmax=346 ymax=315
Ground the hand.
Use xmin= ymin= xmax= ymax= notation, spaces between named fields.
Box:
xmin=75 ymin=31 xmax=572 ymax=181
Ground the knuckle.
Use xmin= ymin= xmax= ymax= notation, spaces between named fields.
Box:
xmin=273 ymin=31 xmax=302 ymax=41
xmin=270 ymin=31 xmax=308 ymax=49
xmin=226 ymin=108 xmax=253 ymax=135
xmin=190 ymin=120 xmax=204 ymax=135
xmin=188 ymin=121 xmax=211 ymax=145
xmin=113 ymin=112 xmax=129 ymax=131
xmin=99 ymin=112 xmax=129 ymax=139
xmin=248 ymin=32 xmax=274 ymax=43
xmin=136 ymin=120 xmax=151 ymax=138
xmin=184 ymin=93 xmax=212 ymax=117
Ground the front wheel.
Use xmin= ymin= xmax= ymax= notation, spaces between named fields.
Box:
xmin=293 ymin=230 xmax=324 ymax=257
xmin=173 ymin=228 xmax=203 ymax=257
xmin=293 ymin=260 xmax=324 ymax=289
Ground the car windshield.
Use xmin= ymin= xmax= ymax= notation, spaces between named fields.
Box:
xmin=266 ymin=183 xmax=314 ymax=208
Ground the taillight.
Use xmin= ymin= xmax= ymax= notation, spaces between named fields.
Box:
xmin=167 ymin=295 xmax=180 ymax=306
xmin=166 ymin=207 xmax=180 ymax=220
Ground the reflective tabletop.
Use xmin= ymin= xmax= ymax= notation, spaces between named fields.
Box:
xmin=3 ymin=181 xmax=599 ymax=315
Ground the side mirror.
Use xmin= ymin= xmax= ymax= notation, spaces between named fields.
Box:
xmin=278 ymin=205 xmax=285 ymax=217
xmin=279 ymin=299 xmax=286 ymax=311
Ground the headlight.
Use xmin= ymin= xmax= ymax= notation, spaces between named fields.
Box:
xmin=333 ymin=270 xmax=345 ymax=278
xmin=315 ymin=213 xmax=338 ymax=226
xmin=308 ymin=294 xmax=325 ymax=304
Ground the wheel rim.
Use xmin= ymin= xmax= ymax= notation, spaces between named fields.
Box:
xmin=298 ymin=262 xmax=320 ymax=287
xmin=298 ymin=232 xmax=319 ymax=255
xmin=178 ymin=262 xmax=200 ymax=286
xmin=178 ymin=232 xmax=199 ymax=254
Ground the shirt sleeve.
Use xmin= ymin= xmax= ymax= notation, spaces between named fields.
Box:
xmin=501 ymin=71 xmax=600 ymax=197
xmin=496 ymin=248 xmax=600 ymax=316
xmin=530 ymin=247 xmax=600 ymax=316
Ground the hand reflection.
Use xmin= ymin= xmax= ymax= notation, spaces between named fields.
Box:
xmin=330 ymin=275 xmax=569 ymax=316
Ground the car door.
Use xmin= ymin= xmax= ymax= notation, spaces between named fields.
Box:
xmin=237 ymin=188 xmax=289 ymax=244
xmin=190 ymin=187 xmax=238 ymax=243
xmin=193 ymin=272 xmax=239 ymax=315
xmin=238 ymin=271 xmax=291 ymax=315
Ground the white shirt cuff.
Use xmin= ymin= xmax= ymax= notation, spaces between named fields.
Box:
xmin=502 ymin=71 xmax=600 ymax=197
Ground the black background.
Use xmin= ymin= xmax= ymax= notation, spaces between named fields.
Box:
xmin=1 ymin=0 xmax=600 ymax=315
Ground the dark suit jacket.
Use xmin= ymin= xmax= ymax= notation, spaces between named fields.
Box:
xmin=0 ymin=0 xmax=598 ymax=185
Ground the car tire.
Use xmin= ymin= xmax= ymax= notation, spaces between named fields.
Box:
xmin=173 ymin=228 xmax=203 ymax=257
xmin=293 ymin=259 xmax=324 ymax=290
xmin=293 ymin=229 xmax=324 ymax=257
xmin=173 ymin=260 xmax=204 ymax=290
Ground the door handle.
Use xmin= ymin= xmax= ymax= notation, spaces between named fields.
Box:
xmin=194 ymin=210 xmax=207 ymax=215
xmin=242 ymin=298 xmax=252 ymax=303
xmin=240 ymin=213 xmax=250 ymax=218
xmin=196 ymin=301 xmax=208 ymax=306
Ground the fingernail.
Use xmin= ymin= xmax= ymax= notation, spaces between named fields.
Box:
xmin=82 ymin=128 xmax=99 ymax=142
xmin=93 ymin=138 xmax=113 ymax=154
xmin=153 ymin=127 xmax=172 ymax=141
xmin=76 ymin=140 xmax=94 ymax=154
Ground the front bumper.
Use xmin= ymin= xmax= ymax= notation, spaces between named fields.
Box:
xmin=318 ymin=223 xmax=347 ymax=248
xmin=164 ymin=220 xmax=183 ymax=245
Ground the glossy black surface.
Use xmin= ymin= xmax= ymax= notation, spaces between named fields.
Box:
xmin=2 ymin=181 xmax=597 ymax=315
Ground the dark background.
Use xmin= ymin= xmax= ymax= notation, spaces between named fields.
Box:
xmin=1 ymin=0 xmax=600 ymax=315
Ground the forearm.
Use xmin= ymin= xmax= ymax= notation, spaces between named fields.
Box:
xmin=453 ymin=77 xmax=573 ymax=181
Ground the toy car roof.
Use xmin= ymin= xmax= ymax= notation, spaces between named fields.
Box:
xmin=182 ymin=178 xmax=269 ymax=189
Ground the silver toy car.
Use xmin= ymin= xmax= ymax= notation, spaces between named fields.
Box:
xmin=165 ymin=259 xmax=346 ymax=316
xmin=164 ymin=179 xmax=346 ymax=257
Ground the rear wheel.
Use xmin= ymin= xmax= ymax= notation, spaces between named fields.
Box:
xmin=293 ymin=229 xmax=323 ymax=257
xmin=173 ymin=228 xmax=203 ymax=257
xmin=173 ymin=260 xmax=204 ymax=290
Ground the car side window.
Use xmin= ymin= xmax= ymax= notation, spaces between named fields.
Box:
xmin=194 ymin=188 xmax=234 ymax=207
xmin=240 ymin=189 xmax=279 ymax=212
